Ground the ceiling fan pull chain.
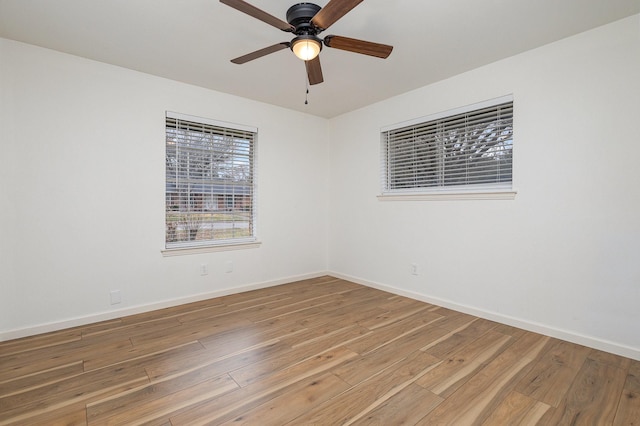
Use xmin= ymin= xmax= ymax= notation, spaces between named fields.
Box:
xmin=305 ymin=79 xmax=310 ymax=105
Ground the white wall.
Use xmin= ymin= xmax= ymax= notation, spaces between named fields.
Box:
xmin=0 ymin=56 xmax=17 ymax=334
xmin=0 ymin=38 xmax=329 ymax=338
xmin=327 ymin=15 xmax=640 ymax=359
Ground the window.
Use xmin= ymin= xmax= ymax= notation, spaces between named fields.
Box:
xmin=165 ymin=112 xmax=257 ymax=251
xmin=380 ymin=96 xmax=514 ymax=199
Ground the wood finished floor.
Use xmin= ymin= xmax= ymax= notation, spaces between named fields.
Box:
xmin=1 ymin=276 xmax=639 ymax=425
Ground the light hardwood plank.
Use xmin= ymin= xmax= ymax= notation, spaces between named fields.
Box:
xmin=626 ymin=360 xmax=640 ymax=393
xmin=0 ymin=361 xmax=84 ymax=398
xmin=613 ymin=390 xmax=640 ymax=426
xmin=1 ymin=402 xmax=87 ymax=426
xmin=344 ymin=310 xmax=443 ymax=355
xmin=86 ymin=359 xmax=239 ymax=423
xmin=416 ymin=329 xmax=512 ymax=397
xmin=229 ymin=326 xmax=367 ymax=387
xmin=285 ymin=350 xmax=441 ymax=425
xmin=89 ymin=374 xmax=238 ymax=426
xmin=220 ymin=372 xmax=350 ymax=425
xmin=481 ymin=390 xmax=549 ymax=425
xmin=429 ymin=307 xmax=478 ymax=331
xmin=145 ymin=340 xmax=291 ymax=382
xmin=356 ymin=303 xmax=431 ymax=330
xmin=282 ymin=322 xmax=369 ymax=349
xmin=516 ymin=338 xmax=591 ymax=407
xmin=334 ymin=326 xmax=449 ymax=386
xmin=0 ymin=338 xmax=133 ymax=382
xmin=349 ymin=383 xmax=442 ymax=425
xmin=416 ymin=333 xmax=550 ymax=425
xmin=0 ymin=330 xmax=83 ymax=357
xmin=422 ymin=318 xmax=498 ymax=359
xmin=541 ymin=356 xmax=628 ymax=425
xmin=169 ymin=346 xmax=359 ymax=425
xmin=0 ymin=364 xmax=148 ymax=425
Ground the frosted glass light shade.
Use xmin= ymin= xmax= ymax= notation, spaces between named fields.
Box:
xmin=291 ymin=37 xmax=322 ymax=61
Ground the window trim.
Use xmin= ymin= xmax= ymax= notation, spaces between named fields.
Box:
xmin=377 ymin=189 xmax=516 ymax=201
xmin=164 ymin=111 xmax=259 ymax=252
xmin=161 ymin=241 xmax=261 ymax=257
xmin=379 ymin=95 xmax=515 ymax=200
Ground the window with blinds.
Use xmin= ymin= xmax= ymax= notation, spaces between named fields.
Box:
xmin=165 ymin=112 xmax=256 ymax=249
xmin=381 ymin=96 xmax=513 ymax=196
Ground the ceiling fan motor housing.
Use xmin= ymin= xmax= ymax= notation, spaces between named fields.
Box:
xmin=286 ymin=3 xmax=322 ymax=33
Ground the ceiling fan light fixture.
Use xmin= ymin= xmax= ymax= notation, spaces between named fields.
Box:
xmin=291 ymin=35 xmax=322 ymax=61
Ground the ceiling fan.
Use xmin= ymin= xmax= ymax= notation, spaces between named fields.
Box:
xmin=219 ymin=0 xmax=393 ymax=85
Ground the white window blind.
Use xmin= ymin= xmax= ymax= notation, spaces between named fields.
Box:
xmin=165 ymin=112 xmax=256 ymax=249
xmin=381 ymin=97 xmax=513 ymax=195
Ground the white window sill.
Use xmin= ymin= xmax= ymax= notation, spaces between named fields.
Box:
xmin=161 ymin=241 xmax=261 ymax=257
xmin=377 ymin=190 xmax=517 ymax=201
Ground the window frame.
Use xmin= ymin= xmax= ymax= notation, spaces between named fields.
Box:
xmin=378 ymin=95 xmax=517 ymax=201
xmin=162 ymin=111 xmax=260 ymax=256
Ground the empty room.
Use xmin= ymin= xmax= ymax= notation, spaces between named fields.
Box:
xmin=1 ymin=0 xmax=639 ymax=424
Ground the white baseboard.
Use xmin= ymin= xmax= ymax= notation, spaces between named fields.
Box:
xmin=330 ymin=271 xmax=640 ymax=361
xmin=0 ymin=271 xmax=328 ymax=342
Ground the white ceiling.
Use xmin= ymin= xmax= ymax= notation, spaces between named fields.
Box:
xmin=1 ymin=0 xmax=639 ymax=118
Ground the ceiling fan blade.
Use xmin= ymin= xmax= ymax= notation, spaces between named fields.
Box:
xmin=311 ymin=0 xmax=364 ymax=31
xmin=305 ymin=56 xmax=324 ymax=85
xmin=324 ymin=35 xmax=393 ymax=58
xmin=231 ymin=43 xmax=290 ymax=64
xmin=220 ymin=0 xmax=294 ymax=32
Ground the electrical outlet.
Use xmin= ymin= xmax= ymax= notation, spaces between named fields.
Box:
xmin=410 ymin=263 xmax=418 ymax=275
xmin=110 ymin=290 xmax=121 ymax=305
xmin=200 ymin=264 xmax=208 ymax=276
